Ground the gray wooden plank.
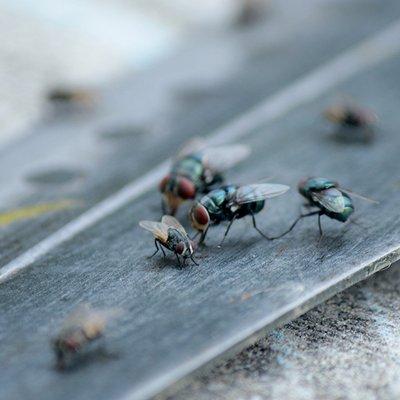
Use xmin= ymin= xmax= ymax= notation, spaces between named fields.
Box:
xmin=2 ymin=2 xmax=400 ymax=400
xmin=1 ymin=31 xmax=400 ymax=400
xmin=1 ymin=0 xmax=399 ymax=267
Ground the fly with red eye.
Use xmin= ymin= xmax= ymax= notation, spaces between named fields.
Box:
xmin=52 ymin=304 xmax=120 ymax=370
xmin=159 ymin=138 xmax=251 ymax=215
xmin=324 ymin=101 xmax=377 ymax=142
xmin=189 ymin=183 xmax=290 ymax=245
xmin=139 ymin=216 xmax=198 ymax=267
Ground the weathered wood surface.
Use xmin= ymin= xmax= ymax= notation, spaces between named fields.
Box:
xmin=1 ymin=1 xmax=400 ymax=400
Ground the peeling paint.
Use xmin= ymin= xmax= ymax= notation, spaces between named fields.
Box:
xmin=0 ymin=200 xmax=77 ymax=227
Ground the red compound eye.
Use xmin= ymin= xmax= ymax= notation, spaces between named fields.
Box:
xmin=177 ymin=177 xmax=195 ymax=200
xmin=159 ymin=175 xmax=171 ymax=193
xmin=175 ymin=242 xmax=185 ymax=255
xmin=194 ymin=204 xmax=209 ymax=226
xmin=65 ymin=338 xmax=79 ymax=352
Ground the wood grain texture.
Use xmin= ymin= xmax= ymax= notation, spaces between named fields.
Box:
xmin=1 ymin=1 xmax=400 ymax=400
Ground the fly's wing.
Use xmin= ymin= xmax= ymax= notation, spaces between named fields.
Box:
xmin=201 ymin=144 xmax=251 ymax=173
xmin=234 ymin=183 xmax=290 ymax=204
xmin=161 ymin=215 xmax=188 ymax=237
xmin=311 ymin=188 xmax=345 ymax=213
xmin=60 ymin=303 xmax=92 ymax=332
xmin=60 ymin=304 xmax=120 ymax=338
xmin=176 ymin=137 xmax=207 ymax=159
xmin=339 ymin=188 xmax=379 ymax=204
xmin=139 ymin=220 xmax=169 ymax=242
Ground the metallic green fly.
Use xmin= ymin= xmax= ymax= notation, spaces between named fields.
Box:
xmin=189 ymin=183 xmax=290 ymax=245
xmin=277 ymin=177 xmax=377 ymax=237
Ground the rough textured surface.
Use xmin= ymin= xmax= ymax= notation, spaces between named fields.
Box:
xmin=2 ymin=45 xmax=400 ymax=400
xmin=1 ymin=2 xmax=400 ymax=400
xmin=168 ymin=264 xmax=400 ymax=400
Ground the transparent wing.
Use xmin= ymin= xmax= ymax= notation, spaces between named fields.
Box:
xmin=339 ymin=188 xmax=379 ymax=204
xmin=139 ymin=220 xmax=169 ymax=241
xmin=235 ymin=183 xmax=290 ymax=204
xmin=311 ymin=188 xmax=345 ymax=213
xmin=176 ymin=137 xmax=207 ymax=159
xmin=161 ymin=215 xmax=188 ymax=236
xmin=202 ymin=144 xmax=251 ymax=172
xmin=61 ymin=304 xmax=120 ymax=336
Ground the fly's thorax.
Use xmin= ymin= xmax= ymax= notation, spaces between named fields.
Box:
xmin=343 ymin=110 xmax=363 ymax=127
xmin=172 ymin=155 xmax=204 ymax=188
xmin=298 ymin=177 xmax=338 ymax=199
xmin=202 ymin=186 xmax=236 ymax=222
xmin=224 ymin=184 xmax=239 ymax=199
xmin=167 ymin=228 xmax=193 ymax=257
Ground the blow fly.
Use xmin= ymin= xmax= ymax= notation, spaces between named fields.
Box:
xmin=278 ymin=177 xmax=376 ymax=237
xmin=52 ymin=304 xmax=118 ymax=370
xmin=324 ymin=101 xmax=377 ymax=142
xmin=47 ymin=88 xmax=95 ymax=107
xmin=139 ymin=215 xmax=197 ymax=266
xmin=189 ymin=183 xmax=290 ymax=245
xmin=159 ymin=139 xmax=250 ymax=215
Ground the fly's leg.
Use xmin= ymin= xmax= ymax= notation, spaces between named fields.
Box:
xmin=219 ymin=215 xmax=237 ymax=247
xmin=160 ymin=243 xmax=167 ymax=258
xmin=273 ymin=210 xmax=321 ymax=239
xmin=190 ymin=255 xmax=199 ymax=266
xmin=150 ymin=239 xmax=160 ymax=258
xmin=251 ymin=213 xmax=273 ymax=240
xmin=198 ymin=227 xmax=209 ymax=245
xmin=161 ymin=199 xmax=167 ymax=215
xmin=318 ymin=212 xmax=323 ymax=237
xmin=150 ymin=239 xmax=167 ymax=258
xmin=191 ymin=231 xmax=200 ymax=240
xmin=175 ymin=253 xmax=182 ymax=267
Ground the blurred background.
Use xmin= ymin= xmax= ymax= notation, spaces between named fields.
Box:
xmin=0 ymin=0 xmax=268 ymax=146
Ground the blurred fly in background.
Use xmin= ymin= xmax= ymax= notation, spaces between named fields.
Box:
xmin=0 ymin=0 xmax=270 ymax=147
xmin=53 ymin=304 xmax=120 ymax=370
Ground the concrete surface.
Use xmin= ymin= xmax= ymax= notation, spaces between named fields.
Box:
xmin=167 ymin=263 xmax=400 ymax=400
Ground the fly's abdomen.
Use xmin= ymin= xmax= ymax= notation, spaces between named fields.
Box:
xmin=324 ymin=193 xmax=355 ymax=222
xmin=239 ymin=200 xmax=265 ymax=218
xmin=250 ymin=200 xmax=265 ymax=214
xmin=332 ymin=193 xmax=354 ymax=222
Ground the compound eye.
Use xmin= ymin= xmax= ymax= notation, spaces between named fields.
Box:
xmin=65 ymin=339 xmax=79 ymax=352
xmin=194 ymin=204 xmax=209 ymax=226
xmin=177 ymin=177 xmax=195 ymax=200
xmin=175 ymin=242 xmax=185 ymax=255
xmin=159 ymin=175 xmax=171 ymax=193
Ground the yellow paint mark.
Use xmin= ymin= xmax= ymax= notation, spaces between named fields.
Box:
xmin=0 ymin=200 xmax=77 ymax=227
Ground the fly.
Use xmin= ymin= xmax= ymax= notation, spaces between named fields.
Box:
xmin=159 ymin=139 xmax=250 ymax=215
xmin=139 ymin=215 xmax=198 ymax=266
xmin=189 ymin=183 xmax=290 ymax=245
